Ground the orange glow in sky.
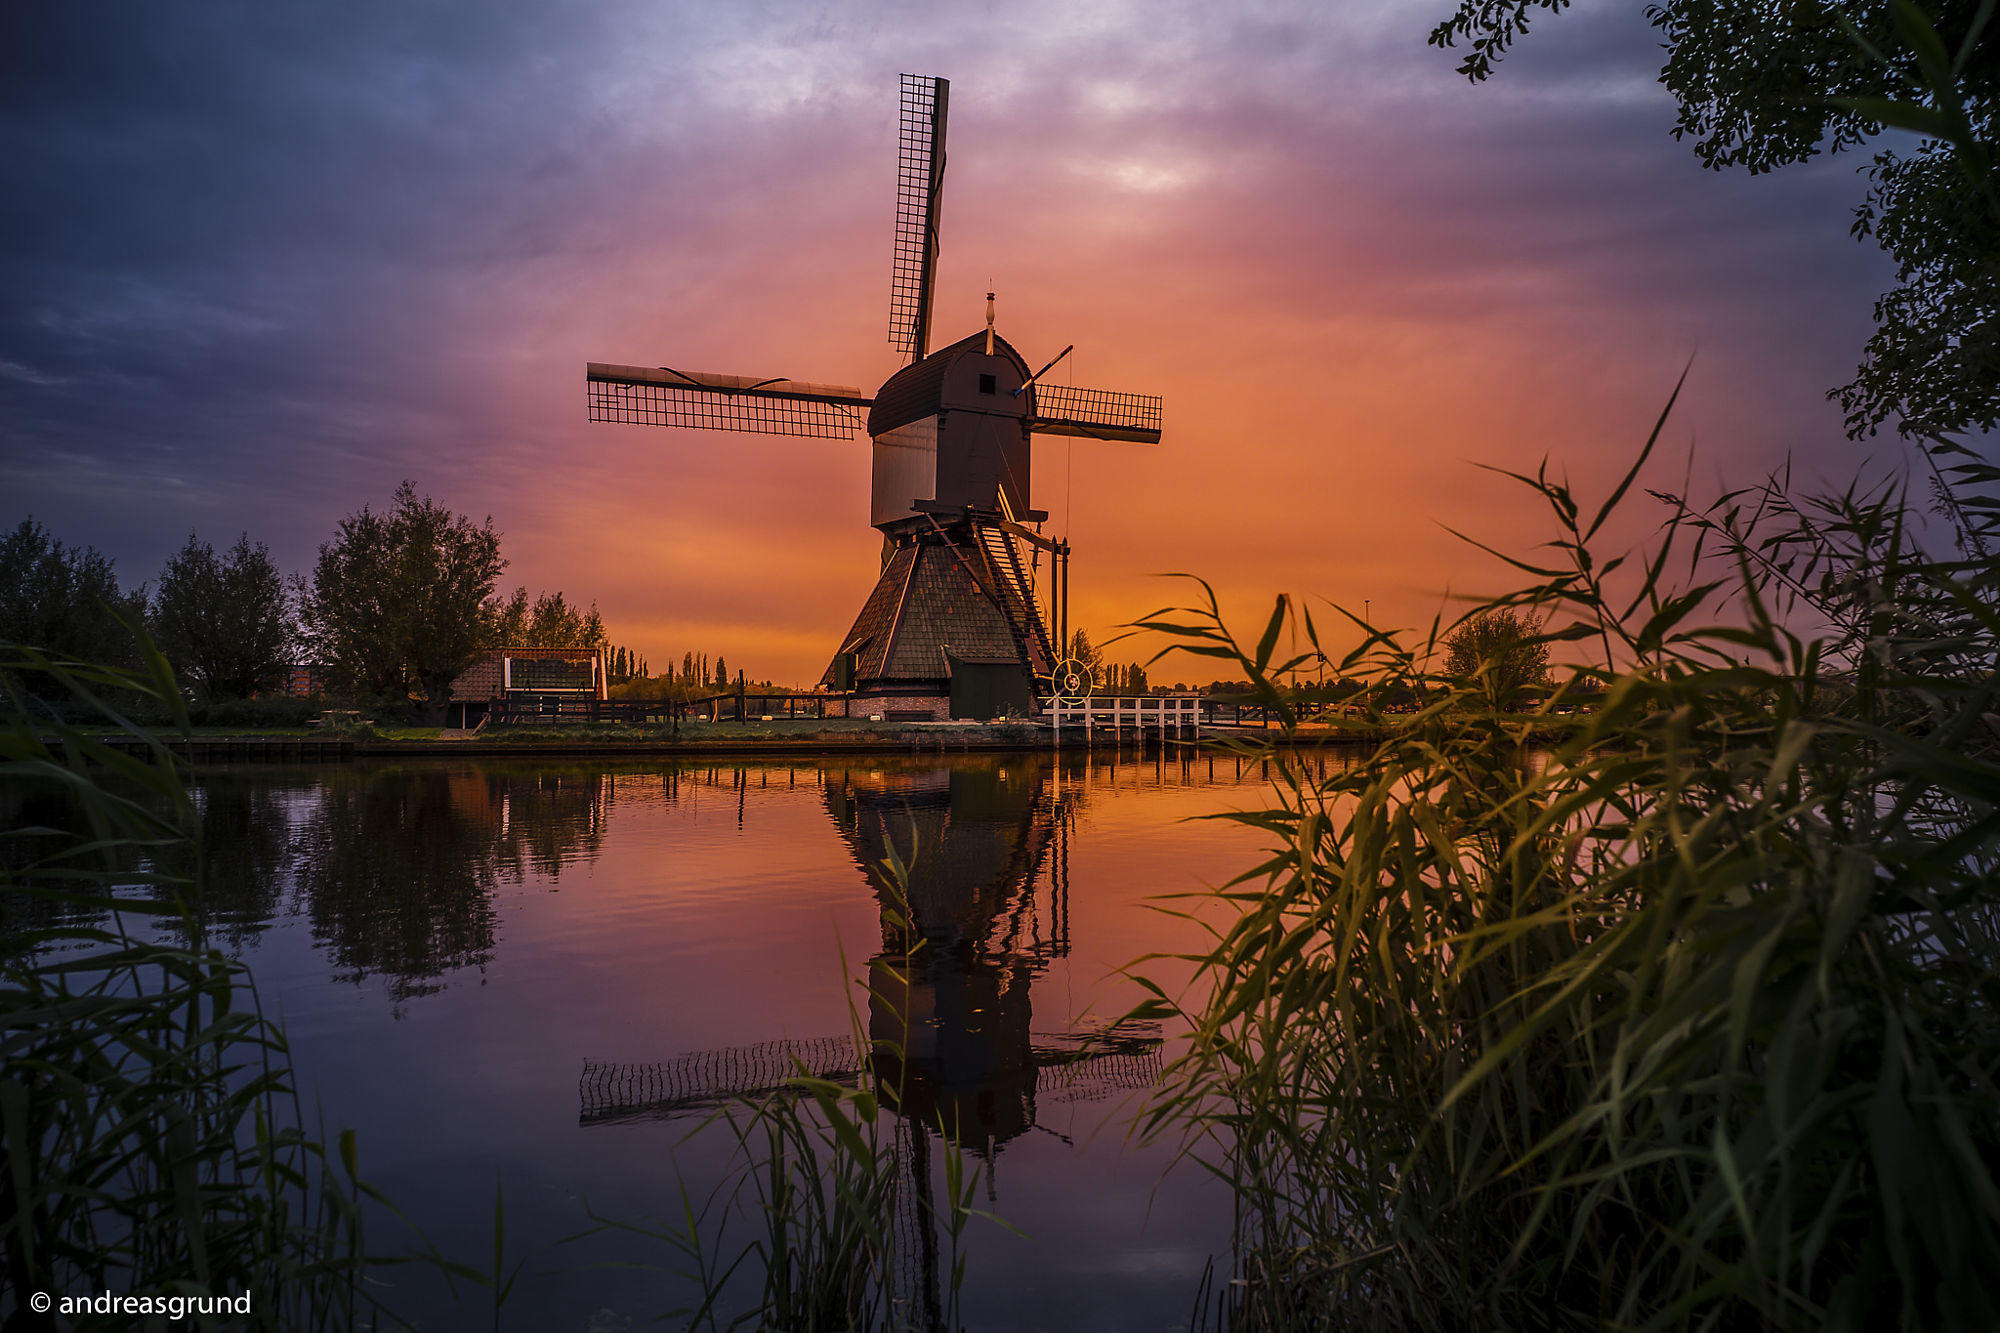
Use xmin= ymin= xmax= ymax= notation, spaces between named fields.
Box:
xmin=2 ymin=2 xmax=1892 ymax=684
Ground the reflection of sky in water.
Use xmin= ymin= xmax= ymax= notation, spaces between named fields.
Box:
xmin=183 ymin=751 xmax=1299 ymax=1329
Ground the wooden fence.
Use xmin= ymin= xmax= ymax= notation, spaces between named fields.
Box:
xmin=488 ymin=690 xmax=851 ymax=726
xmin=1046 ymin=694 xmax=1203 ymax=737
xmin=1200 ymin=699 xmax=1288 ymax=729
xmin=491 ymin=690 xmax=1300 ymax=734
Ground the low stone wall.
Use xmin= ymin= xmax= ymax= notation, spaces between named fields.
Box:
xmin=848 ymin=693 xmax=951 ymax=722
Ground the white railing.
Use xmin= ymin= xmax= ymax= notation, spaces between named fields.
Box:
xmin=1042 ymin=694 xmax=1203 ymax=735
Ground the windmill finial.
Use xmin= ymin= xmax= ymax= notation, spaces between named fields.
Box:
xmin=985 ymin=290 xmax=995 ymax=355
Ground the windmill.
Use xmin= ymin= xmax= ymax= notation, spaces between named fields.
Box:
xmin=587 ymin=74 xmax=1162 ymax=720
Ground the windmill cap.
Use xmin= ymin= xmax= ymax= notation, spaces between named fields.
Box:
xmin=869 ymin=330 xmax=1032 ymax=436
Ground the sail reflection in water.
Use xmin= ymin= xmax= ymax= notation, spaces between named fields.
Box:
xmin=579 ymin=760 xmax=1162 ymax=1147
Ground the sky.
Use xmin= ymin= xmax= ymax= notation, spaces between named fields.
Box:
xmin=1 ymin=0 xmax=1900 ymax=685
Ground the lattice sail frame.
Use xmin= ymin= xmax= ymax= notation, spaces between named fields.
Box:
xmin=587 ymin=364 xmax=870 ymax=440
xmin=889 ymin=74 xmax=949 ymax=362
xmin=576 ymin=1026 xmax=1165 ymax=1125
xmin=589 ymin=383 xmax=864 ymax=438
xmin=1029 ymin=382 xmax=1163 ymax=443
xmin=579 ymin=1038 xmax=864 ymax=1124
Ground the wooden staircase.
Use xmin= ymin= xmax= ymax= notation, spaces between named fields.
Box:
xmin=972 ymin=521 xmax=1057 ymax=673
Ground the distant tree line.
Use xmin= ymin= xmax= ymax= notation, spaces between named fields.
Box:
xmin=609 ymin=649 xmax=803 ymax=703
xmin=1102 ymin=662 xmax=1151 ymax=694
xmin=491 ymin=588 xmax=607 ymax=652
xmin=0 ymin=519 xmax=152 ymax=670
xmin=1062 ymin=629 xmax=1168 ymax=695
xmin=0 ymin=481 xmax=734 ymax=723
xmin=606 ymin=646 xmax=647 ymax=684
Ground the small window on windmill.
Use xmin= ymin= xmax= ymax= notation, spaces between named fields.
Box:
xmin=978 ymin=374 xmax=996 ymax=395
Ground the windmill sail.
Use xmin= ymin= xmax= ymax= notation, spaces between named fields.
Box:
xmin=577 ymin=1027 xmax=1163 ymax=1127
xmin=1027 ymin=383 xmax=1162 ymax=445
xmin=586 ymin=363 xmax=871 ymax=439
xmin=578 ymin=1037 xmax=865 ymax=1126
xmin=888 ymin=74 xmax=949 ymax=362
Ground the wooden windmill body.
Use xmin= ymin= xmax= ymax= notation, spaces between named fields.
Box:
xmin=587 ymin=76 xmax=1161 ymax=718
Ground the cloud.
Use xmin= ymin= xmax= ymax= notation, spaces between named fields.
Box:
xmin=0 ymin=0 xmax=1895 ymax=680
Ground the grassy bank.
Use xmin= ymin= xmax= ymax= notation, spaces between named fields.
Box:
xmin=94 ymin=715 xmax=1437 ymax=755
xmin=82 ymin=717 xmax=1060 ymax=754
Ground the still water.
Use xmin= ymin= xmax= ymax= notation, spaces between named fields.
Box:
xmin=186 ymin=751 xmax=1291 ymax=1330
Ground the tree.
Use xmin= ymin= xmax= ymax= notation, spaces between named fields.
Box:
xmin=488 ymin=588 xmax=529 ymax=645
xmin=488 ymin=588 xmax=607 ymax=649
xmin=1104 ymin=660 xmax=1149 ymax=694
xmin=1443 ymin=607 xmax=1549 ymax=705
xmin=151 ymin=532 xmax=292 ymax=701
xmin=1430 ymin=0 xmax=1999 ymax=440
xmin=715 ymin=655 xmax=728 ymax=689
xmin=0 ymin=518 xmax=146 ymax=669
xmin=300 ymin=482 xmax=505 ymax=721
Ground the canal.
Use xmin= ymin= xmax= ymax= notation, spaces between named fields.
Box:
xmin=181 ymin=750 xmax=1293 ymax=1329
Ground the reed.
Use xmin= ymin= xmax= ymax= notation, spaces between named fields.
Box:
xmin=0 ymin=638 xmax=392 ymax=1329
xmin=1127 ymin=416 xmax=2000 ymax=1330
xmin=575 ymin=873 xmax=993 ymax=1332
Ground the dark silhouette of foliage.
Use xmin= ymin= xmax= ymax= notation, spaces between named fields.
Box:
xmin=0 ymin=518 xmax=146 ymax=674
xmin=1430 ymin=0 xmax=2000 ymax=440
xmin=1 ymin=644 xmax=387 ymax=1328
xmin=488 ymin=586 xmax=607 ymax=650
xmin=151 ymin=531 xmax=293 ymax=702
xmin=607 ymin=645 xmax=644 ymax=683
xmin=1105 ymin=661 xmax=1151 ymax=693
xmin=1442 ymin=605 xmax=1549 ymax=704
xmin=1129 ymin=413 xmax=2000 ymax=1329
xmin=1064 ymin=629 xmax=1103 ymax=673
xmin=299 ymin=481 xmax=505 ymax=721
xmin=289 ymin=765 xmax=607 ymax=1009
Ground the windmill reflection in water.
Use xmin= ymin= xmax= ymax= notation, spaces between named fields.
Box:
xmin=576 ymin=760 xmax=1164 ymax=1294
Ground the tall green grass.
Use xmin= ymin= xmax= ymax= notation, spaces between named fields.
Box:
xmin=579 ymin=1077 xmax=988 ymax=1332
xmin=1127 ymin=420 xmax=2000 ymax=1329
xmin=1 ymin=642 xmax=390 ymax=1329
